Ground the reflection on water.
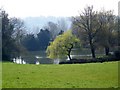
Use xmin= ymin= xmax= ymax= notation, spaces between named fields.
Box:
xmin=35 ymin=56 xmax=42 ymax=59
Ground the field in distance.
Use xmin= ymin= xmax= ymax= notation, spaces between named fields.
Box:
xmin=2 ymin=61 xmax=119 ymax=88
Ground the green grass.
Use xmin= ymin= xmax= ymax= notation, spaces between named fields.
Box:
xmin=0 ymin=61 xmax=2 ymax=89
xmin=2 ymin=61 xmax=118 ymax=88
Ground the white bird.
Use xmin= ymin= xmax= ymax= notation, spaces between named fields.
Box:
xmin=36 ymin=61 xmax=40 ymax=65
xmin=16 ymin=57 xmax=19 ymax=64
xmin=22 ymin=60 xmax=26 ymax=64
xmin=54 ymin=59 xmax=59 ymax=64
xmin=13 ymin=58 xmax=16 ymax=63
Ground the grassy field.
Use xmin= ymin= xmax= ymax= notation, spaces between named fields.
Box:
xmin=2 ymin=61 xmax=118 ymax=88
xmin=0 ymin=61 xmax=2 ymax=89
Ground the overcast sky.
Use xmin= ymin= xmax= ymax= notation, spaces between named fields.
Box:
xmin=0 ymin=0 xmax=119 ymax=18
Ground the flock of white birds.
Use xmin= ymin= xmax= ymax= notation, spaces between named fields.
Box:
xmin=12 ymin=55 xmax=89 ymax=64
xmin=13 ymin=56 xmax=40 ymax=65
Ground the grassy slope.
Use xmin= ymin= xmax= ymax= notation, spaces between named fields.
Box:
xmin=2 ymin=62 xmax=118 ymax=88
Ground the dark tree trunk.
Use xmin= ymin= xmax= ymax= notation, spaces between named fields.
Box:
xmin=67 ymin=44 xmax=73 ymax=61
xmin=89 ymin=34 xmax=96 ymax=58
xmin=105 ymin=47 xmax=109 ymax=55
xmin=90 ymin=44 xmax=96 ymax=58
xmin=68 ymin=53 xmax=72 ymax=61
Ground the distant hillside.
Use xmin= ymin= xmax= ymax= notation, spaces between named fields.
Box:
xmin=23 ymin=16 xmax=72 ymax=34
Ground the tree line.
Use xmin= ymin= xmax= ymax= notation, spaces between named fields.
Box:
xmin=71 ymin=6 xmax=119 ymax=59
xmin=1 ymin=5 xmax=120 ymax=61
xmin=0 ymin=9 xmax=66 ymax=61
xmin=47 ymin=6 xmax=120 ymax=60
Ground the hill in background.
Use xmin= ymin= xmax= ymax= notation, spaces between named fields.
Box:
xmin=23 ymin=16 xmax=72 ymax=34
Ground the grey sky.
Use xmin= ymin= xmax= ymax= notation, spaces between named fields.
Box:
xmin=0 ymin=0 xmax=119 ymax=18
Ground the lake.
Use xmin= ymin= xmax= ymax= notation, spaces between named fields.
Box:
xmin=12 ymin=48 xmax=105 ymax=64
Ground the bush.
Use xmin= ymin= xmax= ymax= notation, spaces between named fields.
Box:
xmin=114 ymin=50 xmax=120 ymax=58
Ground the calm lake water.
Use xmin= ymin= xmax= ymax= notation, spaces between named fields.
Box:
xmin=12 ymin=48 xmax=105 ymax=64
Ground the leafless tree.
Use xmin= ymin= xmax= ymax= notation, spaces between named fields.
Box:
xmin=72 ymin=6 xmax=99 ymax=58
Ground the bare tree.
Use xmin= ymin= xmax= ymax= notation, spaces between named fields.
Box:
xmin=57 ymin=18 xmax=68 ymax=31
xmin=44 ymin=22 xmax=59 ymax=40
xmin=96 ymin=10 xmax=116 ymax=55
xmin=10 ymin=17 xmax=26 ymax=43
xmin=72 ymin=6 xmax=99 ymax=58
xmin=9 ymin=17 xmax=27 ymax=56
